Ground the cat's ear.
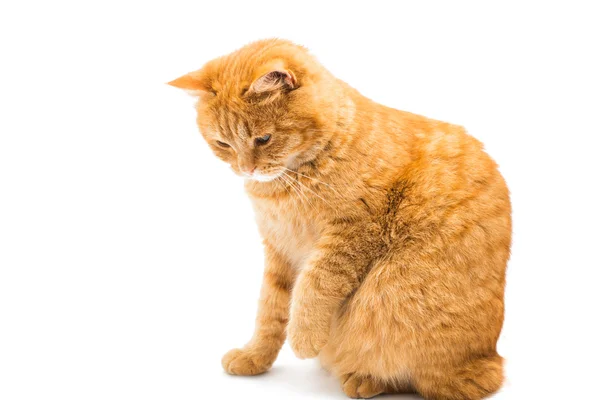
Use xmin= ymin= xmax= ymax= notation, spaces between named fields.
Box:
xmin=248 ymin=62 xmax=297 ymax=95
xmin=167 ymin=71 xmax=211 ymax=95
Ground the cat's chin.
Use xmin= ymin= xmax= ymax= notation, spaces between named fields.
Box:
xmin=246 ymin=172 xmax=281 ymax=183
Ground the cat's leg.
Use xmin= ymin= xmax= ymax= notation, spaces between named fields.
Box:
xmin=412 ymin=354 xmax=504 ymax=400
xmin=318 ymin=255 xmax=416 ymax=399
xmin=287 ymin=222 xmax=383 ymax=359
xmin=222 ymin=243 xmax=294 ymax=376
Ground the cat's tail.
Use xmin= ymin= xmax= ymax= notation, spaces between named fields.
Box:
xmin=416 ymin=353 xmax=504 ymax=400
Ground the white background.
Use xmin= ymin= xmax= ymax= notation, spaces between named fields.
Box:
xmin=1 ymin=1 xmax=599 ymax=399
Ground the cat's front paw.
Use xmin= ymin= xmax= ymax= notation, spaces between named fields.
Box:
xmin=221 ymin=347 xmax=273 ymax=376
xmin=288 ymin=320 xmax=329 ymax=359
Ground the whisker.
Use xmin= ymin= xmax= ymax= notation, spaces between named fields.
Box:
xmin=276 ymin=177 xmax=292 ymax=198
xmin=282 ymin=171 xmax=321 ymax=211
xmin=281 ymin=172 xmax=316 ymax=212
xmin=283 ymin=170 xmax=334 ymax=208
xmin=279 ymin=173 xmax=306 ymax=208
xmin=282 ymin=167 xmax=343 ymax=197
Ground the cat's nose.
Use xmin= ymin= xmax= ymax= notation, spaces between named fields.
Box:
xmin=240 ymin=165 xmax=256 ymax=176
xmin=238 ymin=156 xmax=256 ymax=176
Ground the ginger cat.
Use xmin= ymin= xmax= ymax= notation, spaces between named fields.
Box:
xmin=169 ymin=39 xmax=511 ymax=400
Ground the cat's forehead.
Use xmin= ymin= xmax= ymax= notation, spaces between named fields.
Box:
xmin=205 ymin=105 xmax=274 ymax=139
xmin=205 ymin=57 xmax=255 ymax=93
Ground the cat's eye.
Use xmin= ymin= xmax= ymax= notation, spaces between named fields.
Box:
xmin=255 ymin=134 xmax=272 ymax=146
xmin=216 ymin=140 xmax=230 ymax=148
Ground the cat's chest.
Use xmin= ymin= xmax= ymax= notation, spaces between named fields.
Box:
xmin=254 ymin=201 xmax=319 ymax=270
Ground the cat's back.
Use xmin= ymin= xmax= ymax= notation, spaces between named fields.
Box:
xmin=373 ymin=107 xmax=511 ymax=255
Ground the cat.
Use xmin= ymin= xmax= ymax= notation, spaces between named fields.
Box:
xmin=169 ymin=39 xmax=511 ymax=400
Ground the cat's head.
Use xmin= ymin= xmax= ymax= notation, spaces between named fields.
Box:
xmin=168 ymin=39 xmax=336 ymax=182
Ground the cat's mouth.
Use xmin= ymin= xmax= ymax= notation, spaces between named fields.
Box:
xmin=241 ymin=153 xmax=304 ymax=183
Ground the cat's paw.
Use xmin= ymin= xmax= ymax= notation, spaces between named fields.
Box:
xmin=288 ymin=321 xmax=329 ymax=359
xmin=341 ymin=373 xmax=385 ymax=399
xmin=221 ymin=348 xmax=272 ymax=376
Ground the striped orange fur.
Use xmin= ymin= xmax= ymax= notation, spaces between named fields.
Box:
xmin=169 ymin=39 xmax=511 ymax=400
